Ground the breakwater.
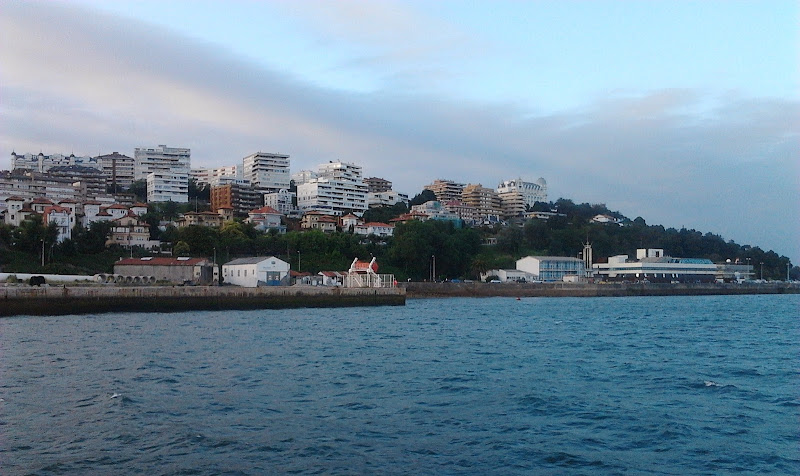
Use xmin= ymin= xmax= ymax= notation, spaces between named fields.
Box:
xmin=403 ymin=281 xmax=800 ymax=298
xmin=0 ymin=285 xmax=405 ymax=317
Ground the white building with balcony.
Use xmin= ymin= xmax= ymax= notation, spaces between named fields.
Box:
xmin=297 ymin=161 xmax=368 ymax=215
xmin=135 ymin=145 xmax=190 ymax=203
xmin=242 ymin=152 xmax=290 ymax=192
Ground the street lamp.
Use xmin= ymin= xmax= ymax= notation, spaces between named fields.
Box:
xmin=760 ymin=262 xmax=764 ymax=281
xmin=431 ymin=254 xmax=436 ymax=282
xmin=298 ymin=250 xmax=301 ymax=272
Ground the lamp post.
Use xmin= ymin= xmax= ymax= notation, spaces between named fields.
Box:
xmin=431 ymin=254 xmax=436 ymax=282
xmin=788 ymin=262 xmax=791 ymax=282
xmin=760 ymin=262 xmax=764 ymax=281
xmin=213 ymin=247 xmax=218 ymax=285
xmin=746 ymin=257 xmax=751 ymax=279
xmin=41 ymin=239 xmax=45 ymax=267
xmin=298 ymin=250 xmax=301 ymax=273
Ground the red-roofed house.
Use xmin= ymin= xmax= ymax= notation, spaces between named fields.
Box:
xmin=247 ymin=206 xmax=285 ymax=233
xmin=42 ymin=205 xmax=73 ymax=242
xmin=106 ymin=213 xmax=160 ymax=250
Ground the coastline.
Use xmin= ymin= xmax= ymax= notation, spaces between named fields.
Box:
xmin=2 ymin=281 xmax=797 ymax=317
xmin=402 ymin=281 xmax=800 ymax=298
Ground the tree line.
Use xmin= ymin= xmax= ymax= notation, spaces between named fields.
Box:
xmin=0 ymin=198 xmax=795 ymax=281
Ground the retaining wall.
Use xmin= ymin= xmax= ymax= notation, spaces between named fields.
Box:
xmin=0 ymin=285 xmax=406 ymax=317
xmin=404 ymin=281 xmax=800 ymax=298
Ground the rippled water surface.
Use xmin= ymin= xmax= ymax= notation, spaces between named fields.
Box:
xmin=1 ymin=295 xmax=798 ymax=474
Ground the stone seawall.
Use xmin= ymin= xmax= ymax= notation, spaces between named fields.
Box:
xmin=0 ymin=285 xmax=406 ymax=317
xmin=404 ymin=282 xmax=800 ymax=298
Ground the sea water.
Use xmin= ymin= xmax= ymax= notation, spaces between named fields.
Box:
xmin=1 ymin=295 xmax=797 ymax=475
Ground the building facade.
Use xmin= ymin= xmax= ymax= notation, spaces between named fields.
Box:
xmin=297 ymin=161 xmax=368 ymax=215
xmin=222 ymin=256 xmax=290 ymax=287
xmin=96 ymin=152 xmax=136 ymax=189
xmin=592 ymin=249 xmax=717 ymax=283
xmin=461 ymin=184 xmax=503 ymax=223
xmin=242 ymin=152 xmax=290 ymax=192
xmin=516 ymin=256 xmax=586 ymax=282
xmin=210 ymin=183 xmax=263 ymax=217
xmin=134 ymin=145 xmax=190 ymax=203
xmin=424 ymin=179 xmax=465 ymax=203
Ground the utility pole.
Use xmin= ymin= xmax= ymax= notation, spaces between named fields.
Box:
xmin=41 ymin=239 xmax=45 ymax=267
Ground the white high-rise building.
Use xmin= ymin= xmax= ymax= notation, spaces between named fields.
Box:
xmin=297 ymin=161 xmax=368 ymax=215
xmin=496 ymin=177 xmax=548 ymax=216
xmin=134 ymin=145 xmax=190 ymax=203
xmin=242 ymin=152 xmax=290 ymax=192
xmin=192 ymin=165 xmax=247 ymax=187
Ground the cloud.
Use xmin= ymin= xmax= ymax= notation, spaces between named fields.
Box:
xmin=1 ymin=1 xmax=797 ymax=262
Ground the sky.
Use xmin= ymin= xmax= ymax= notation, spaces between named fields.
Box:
xmin=1 ymin=0 xmax=798 ymax=263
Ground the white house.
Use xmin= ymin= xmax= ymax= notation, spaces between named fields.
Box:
xmin=480 ymin=269 xmax=536 ymax=283
xmin=222 ymin=256 xmax=290 ymax=287
xmin=354 ymin=222 xmax=394 ymax=237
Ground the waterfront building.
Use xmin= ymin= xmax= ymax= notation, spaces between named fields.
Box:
xmin=96 ymin=152 xmax=135 ymax=189
xmin=516 ymin=256 xmax=586 ymax=282
xmin=242 ymin=152 xmax=290 ymax=192
xmin=134 ymin=145 xmax=190 ymax=203
xmin=461 ymin=184 xmax=503 ymax=223
xmin=296 ymin=161 xmax=368 ymax=215
xmin=114 ymin=256 xmax=214 ymax=284
xmin=591 ymin=214 xmax=623 ymax=225
xmin=222 ymin=256 xmax=290 ymax=287
xmin=480 ymin=268 xmax=536 ymax=283
xmin=210 ymin=183 xmax=263 ymax=217
xmin=592 ymin=249 xmax=717 ymax=283
xmin=424 ymin=179 xmax=465 ymax=203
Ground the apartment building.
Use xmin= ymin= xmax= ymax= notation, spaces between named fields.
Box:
xmin=96 ymin=152 xmax=136 ymax=189
xmin=496 ymin=177 xmax=547 ymax=216
xmin=424 ymin=179 xmax=465 ymax=203
xmin=297 ymin=161 xmax=368 ymax=215
xmin=461 ymin=183 xmax=503 ymax=222
xmin=242 ymin=152 xmax=290 ymax=192
xmin=210 ymin=183 xmax=263 ymax=217
xmin=134 ymin=145 xmax=190 ymax=203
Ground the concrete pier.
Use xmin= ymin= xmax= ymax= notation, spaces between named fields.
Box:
xmin=0 ymin=285 xmax=406 ymax=317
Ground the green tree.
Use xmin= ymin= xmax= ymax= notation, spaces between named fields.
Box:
xmin=173 ymin=240 xmax=190 ymax=256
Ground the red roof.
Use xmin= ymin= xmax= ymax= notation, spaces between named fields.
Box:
xmin=115 ymin=257 xmax=207 ymax=266
xmin=364 ymin=222 xmax=392 ymax=228
xmin=250 ymin=206 xmax=281 ymax=215
xmin=4 ymin=196 xmax=25 ymax=201
xmin=31 ymin=197 xmax=54 ymax=204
